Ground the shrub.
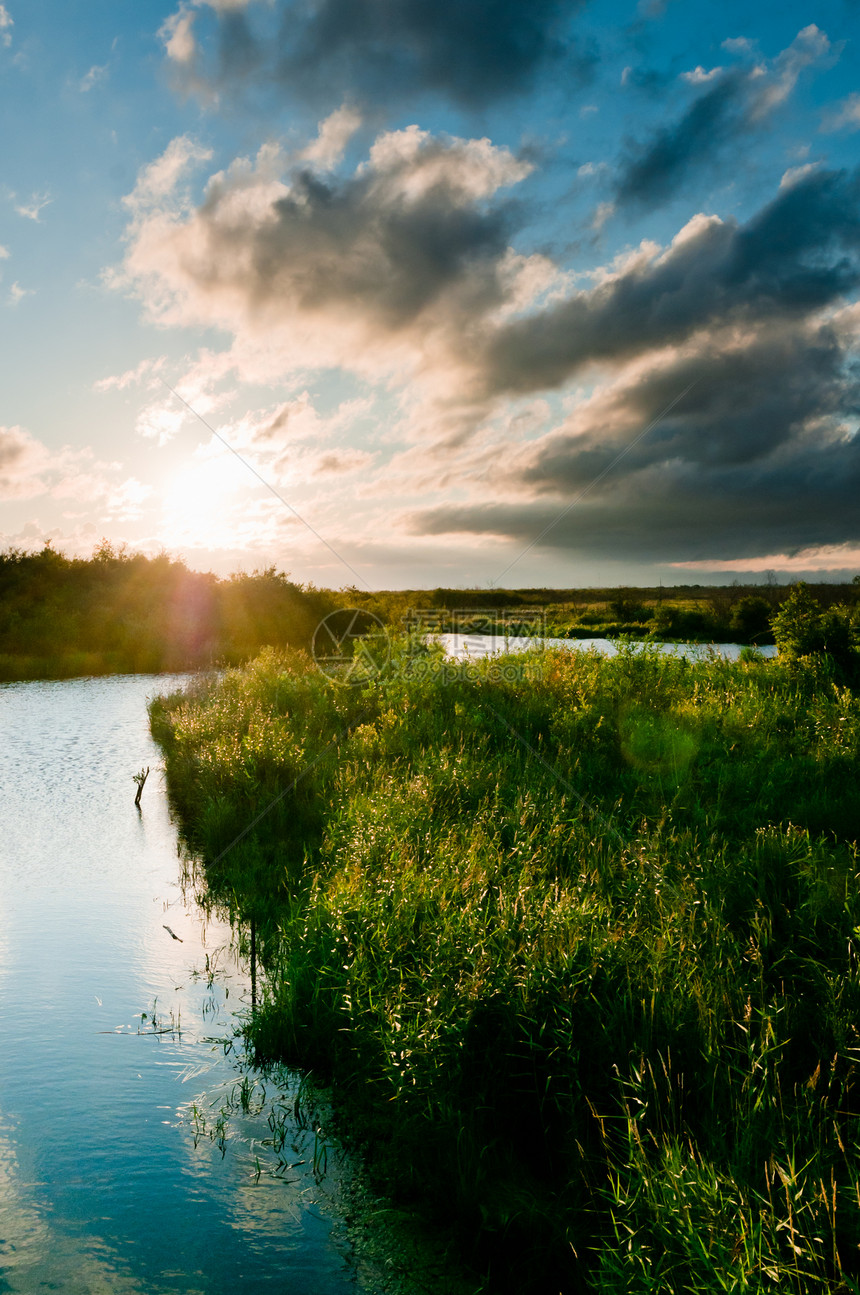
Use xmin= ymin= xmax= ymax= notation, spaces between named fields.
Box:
xmin=730 ymin=594 xmax=772 ymax=641
xmin=772 ymin=584 xmax=859 ymax=678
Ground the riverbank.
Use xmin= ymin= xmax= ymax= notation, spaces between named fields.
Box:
xmin=151 ymin=641 xmax=860 ymax=1293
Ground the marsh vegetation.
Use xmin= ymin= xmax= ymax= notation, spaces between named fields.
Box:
xmin=150 ymin=589 xmax=860 ymax=1293
xmin=4 ymin=539 xmax=858 ymax=682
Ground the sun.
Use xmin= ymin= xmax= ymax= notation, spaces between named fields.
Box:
xmin=160 ymin=456 xmax=245 ymax=550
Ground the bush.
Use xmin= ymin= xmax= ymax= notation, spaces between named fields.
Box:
xmin=772 ymin=584 xmax=859 ymax=678
xmin=730 ymin=594 xmax=772 ymax=641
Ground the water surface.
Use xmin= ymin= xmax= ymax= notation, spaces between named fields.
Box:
xmin=438 ymin=632 xmax=777 ymax=661
xmin=0 ymin=675 xmax=360 ymax=1294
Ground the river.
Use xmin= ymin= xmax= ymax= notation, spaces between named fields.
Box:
xmin=436 ymin=632 xmax=778 ymax=661
xmin=0 ymin=675 xmax=364 ymax=1294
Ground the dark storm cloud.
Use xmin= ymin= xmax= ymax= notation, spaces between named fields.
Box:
xmin=513 ymin=327 xmax=855 ymax=488
xmin=216 ymin=10 xmax=261 ymax=80
xmin=408 ymin=329 xmax=860 ymax=564
xmin=619 ymin=64 xmax=674 ymax=97
xmin=410 ymin=432 xmax=860 ymax=565
xmin=196 ymin=0 xmax=594 ymax=109
xmin=407 ymin=164 xmax=860 ymax=566
xmin=614 ymin=25 xmax=831 ymax=210
xmin=201 ymin=158 xmax=514 ymax=328
xmin=615 ymin=70 xmax=749 ymax=209
xmin=482 ymin=167 xmax=860 ymax=395
xmin=121 ymin=127 xmax=533 ymax=378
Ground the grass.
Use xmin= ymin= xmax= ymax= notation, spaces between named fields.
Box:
xmin=151 ymin=638 xmax=860 ymax=1293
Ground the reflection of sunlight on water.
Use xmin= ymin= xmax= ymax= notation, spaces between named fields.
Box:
xmin=0 ymin=1115 xmax=50 ymax=1273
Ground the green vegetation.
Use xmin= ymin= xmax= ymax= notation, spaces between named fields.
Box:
xmin=0 ymin=542 xmax=334 ymax=680
xmin=151 ymin=586 xmax=860 ymax=1294
xmin=3 ymin=538 xmax=859 ymax=683
xmin=342 ymin=579 xmax=860 ymax=645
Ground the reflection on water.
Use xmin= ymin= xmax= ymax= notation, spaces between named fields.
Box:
xmin=0 ymin=676 xmax=358 ymax=1294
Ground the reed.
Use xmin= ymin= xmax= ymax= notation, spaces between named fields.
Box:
xmin=152 ymin=640 xmax=860 ymax=1293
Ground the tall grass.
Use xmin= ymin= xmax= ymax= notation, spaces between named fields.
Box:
xmin=151 ymin=641 xmax=860 ymax=1293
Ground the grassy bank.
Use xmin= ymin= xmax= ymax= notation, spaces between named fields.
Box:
xmin=151 ymin=637 xmax=860 ymax=1293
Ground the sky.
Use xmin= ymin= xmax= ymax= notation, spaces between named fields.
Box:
xmin=1 ymin=0 xmax=859 ymax=590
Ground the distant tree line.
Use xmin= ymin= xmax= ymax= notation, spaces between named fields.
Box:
xmin=0 ymin=542 xmax=336 ymax=680
xmin=2 ymin=542 xmax=859 ymax=681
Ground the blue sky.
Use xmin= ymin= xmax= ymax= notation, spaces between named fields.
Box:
xmin=1 ymin=0 xmax=859 ymax=589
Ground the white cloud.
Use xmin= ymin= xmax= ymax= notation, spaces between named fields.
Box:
xmin=364 ymin=126 xmax=531 ymax=201
xmin=299 ymin=105 xmax=363 ymax=170
xmin=105 ymin=477 xmax=153 ymax=521
xmin=0 ymin=427 xmax=129 ymax=505
xmin=135 ymin=399 xmax=190 ymax=445
xmin=93 ymin=355 xmax=167 ymax=392
xmin=779 ymin=161 xmax=822 ymax=189
xmin=722 ymin=36 xmax=754 ymax=54
xmin=7 ymin=281 xmax=31 ymax=306
xmin=0 ymin=4 xmax=12 ymax=48
xmin=681 ymin=65 xmax=723 ymax=84
xmin=591 ymin=200 xmax=615 ymax=231
xmin=14 ymin=193 xmax=52 ymax=222
xmin=821 ymin=91 xmax=860 ymax=133
xmin=749 ymin=24 xmax=831 ymax=121
xmin=0 ymin=243 xmax=9 ymax=259
xmin=80 ymin=63 xmax=108 ymax=92
xmin=122 ymin=135 xmax=213 ymax=213
xmin=159 ymin=5 xmax=197 ymax=64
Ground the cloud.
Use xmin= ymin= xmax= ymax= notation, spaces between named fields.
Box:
xmin=159 ymin=4 xmax=197 ymax=65
xmin=780 ymin=161 xmax=822 ymax=189
xmin=482 ymin=167 xmax=860 ymax=395
xmin=396 ymin=166 xmax=860 ymax=570
xmin=680 ymin=65 xmax=723 ymax=85
xmin=93 ymin=355 xmax=168 ymax=392
xmin=408 ymin=364 xmax=860 ymax=564
xmin=122 ymin=135 xmax=213 ymax=212
xmin=14 ymin=192 xmax=52 ymax=222
xmin=298 ymin=105 xmax=363 ymax=170
xmin=616 ymin=25 xmax=831 ymax=210
xmin=0 ymin=5 xmax=11 ymax=48
xmin=0 ymin=243 xmax=8 ymax=259
xmin=821 ymin=92 xmax=860 ymax=133
xmin=0 ymin=426 xmax=45 ymax=498
xmin=620 ymin=64 xmax=672 ymax=95
xmin=0 ymin=427 xmax=107 ymax=501
xmin=104 ymin=477 xmax=153 ymax=522
xmin=7 ymin=281 xmax=31 ymax=306
xmin=80 ymin=63 xmax=108 ymax=92
xmin=671 ymin=545 xmax=860 ymax=574
xmin=114 ymin=126 xmax=535 ymax=387
xmin=161 ymin=0 xmax=594 ymax=110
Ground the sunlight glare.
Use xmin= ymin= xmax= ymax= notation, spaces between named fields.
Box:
xmin=160 ymin=456 xmax=245 ymax=550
